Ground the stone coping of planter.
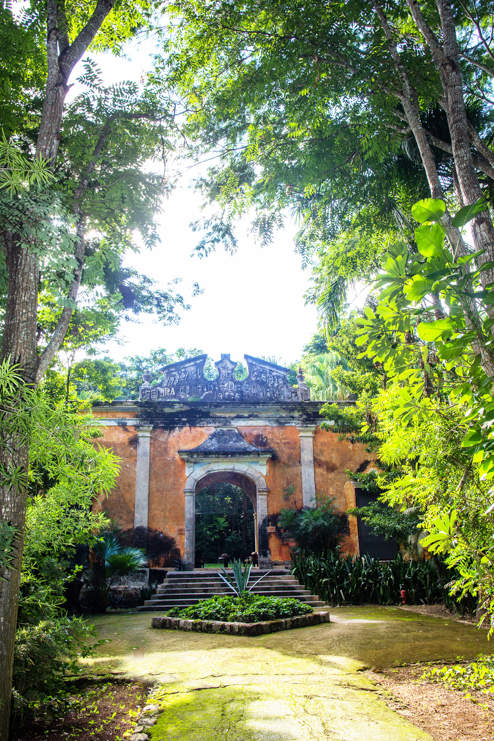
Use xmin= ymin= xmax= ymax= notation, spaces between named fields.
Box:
xmin=151 ymin=610 xmax=330 ymax=636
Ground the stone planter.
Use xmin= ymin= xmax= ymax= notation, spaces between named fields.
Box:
xmin=151 ymin=611 xmax=330 ymax=636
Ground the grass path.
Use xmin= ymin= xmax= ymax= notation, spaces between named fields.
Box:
xmin=82 ymin=606 xmax=490 ymax=741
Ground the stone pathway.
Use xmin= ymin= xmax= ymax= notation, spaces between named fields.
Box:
xmin=83 ymin=606 xmax=491 ymax=741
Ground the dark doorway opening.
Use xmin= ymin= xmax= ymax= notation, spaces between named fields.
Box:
xmin=195 ymin=483 xmax=255 ymax=566
xmin=355 ymin=487 xmax=400 ymax=560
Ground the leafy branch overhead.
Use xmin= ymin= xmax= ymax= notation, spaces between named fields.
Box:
xmin=163 ymin=0 xmax=494 ymax=329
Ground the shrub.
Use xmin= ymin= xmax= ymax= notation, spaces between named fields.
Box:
xmin=12 ymin=616 xmax=99 ymax=726
xmin=167 ymin=594 xmax=313 ymax=622
xmin=292 ymin=550 xmax=477 ymax=612
xmin=279 ymin=496 xmax=348 ymax=554
xmin=84 ymin=530 xmax=147 ymax=613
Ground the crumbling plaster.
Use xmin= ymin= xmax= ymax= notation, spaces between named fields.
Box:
xmin=92 ymin=400 xmax=375 ymax=562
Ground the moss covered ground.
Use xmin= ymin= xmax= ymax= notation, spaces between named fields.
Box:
xmin=81 ymin=606 xmax=491 ymax=741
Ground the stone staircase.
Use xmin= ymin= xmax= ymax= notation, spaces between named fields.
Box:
xmin=138 ymin=568 xmax=326 ymax=612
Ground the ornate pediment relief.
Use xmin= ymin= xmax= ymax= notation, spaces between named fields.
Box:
xmin=139 ymin=353 xmax=310 ymax=403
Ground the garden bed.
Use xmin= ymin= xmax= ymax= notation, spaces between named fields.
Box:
xmin=151 ymin=610 xmax=330 ymax=635
xmin=11 ymin=680 xmax=147 ymax=741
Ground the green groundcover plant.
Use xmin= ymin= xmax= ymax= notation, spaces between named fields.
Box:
xmin=424 ymin=655 xmax=494 ymax=697
xmin=167 ymin=594 xmax=313 ymax=622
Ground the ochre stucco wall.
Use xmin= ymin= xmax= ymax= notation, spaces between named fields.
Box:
xmin=92 ymin=408 xmax=374 ymax=561
xmin=92 ymin=420 xmax=138 ymax=532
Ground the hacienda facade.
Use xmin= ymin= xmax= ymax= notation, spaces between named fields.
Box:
xmin=92 ymin=354 xmax=380 ymax=567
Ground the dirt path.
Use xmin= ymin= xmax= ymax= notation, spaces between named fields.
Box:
xmin=82 ymin=606 xmax=492 ymax=741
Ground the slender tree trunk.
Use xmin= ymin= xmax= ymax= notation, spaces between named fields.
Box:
xmin=1 ymin=233 xmax=39 ymax=381
xmin=436 ymin=0 xmax=494 ymax=279
xmin=0 ymin=233 xmax=39 ymax=735
xmin=377 ymin=0 xmax=494 ymax=378
xmin=0 ymin=1 xmax=115 ymax=735
xmin=407 ymin=0 xmax=494 ymax=281
xmin=0 ymin=452 xmax=27 ymax=737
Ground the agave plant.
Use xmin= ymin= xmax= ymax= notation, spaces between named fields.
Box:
xmin=218 ymin=558 xmax=270 ymax=597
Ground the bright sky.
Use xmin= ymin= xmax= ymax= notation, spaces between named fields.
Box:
xmin=74 ymin=38 xmax=320 ymax=368
xmin=109 ymin=200 xmax=319 ymax=367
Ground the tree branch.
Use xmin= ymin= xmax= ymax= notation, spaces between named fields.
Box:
xmin=459 ymin=51 xmax=494 ymax=77
xmin=467 ymin=121 xmax=494 ymax=172
xmin=406 ymin=0 xmax=444 ymax=63
xmin=374 ymin=1 xmax=444 ymax=199
xmin=425 ymin=129 xmax=494 ymax=180
xmin=56 ymin=0 xmax=70 ymax=56
xmin=58 ymin=0 xmax=115 ymax=81
xmin=36 ymin=122 xmax=112 ymax=382
xmin=457 ymin=0 xmax=494 ymax=66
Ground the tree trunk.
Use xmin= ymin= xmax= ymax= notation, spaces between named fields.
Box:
xmin=436 ymin=0 xmax=494 ymax=280
xmin=0 ymin=1 xmax=116 ymax=734
xmin=1 ymin=233 xmax=39 ymax=381
xmin=0 ymin=238 xmax=39 ymax=740
xmin=0 ymin=448 xmax=27 ymax=741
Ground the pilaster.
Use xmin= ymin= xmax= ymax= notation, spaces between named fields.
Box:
xmin=184 ymin=491 xmax=195 ymax=567
xmin=256 ymin=492 xmax=270 ymax=566
xmin=134 ymin=426 xmax=152 ymax=530
xmin=298 ymin=426 xmax=316 ymax=508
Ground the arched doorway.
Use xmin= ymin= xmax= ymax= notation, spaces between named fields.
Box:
xmin=195 ymin=472 xmax=256 ymax=566
xmin=183 ymin=464 xmax=270 ymax=567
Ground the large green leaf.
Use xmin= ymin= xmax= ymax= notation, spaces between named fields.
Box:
xmin=415 ymin=224 xmax=444 ymax=257
xmin=461 ymin=428 xmax=483 ymax=447
xmin=411 ymin=199 xmax=446 ymax=224
xmin=420 ymin=511 xmax=457 ymax=554
xmin=404 ymin=275 xmax=434 ymax=301
xmin=451 ymin=199 xmax=488 ymax=228
xmin=417 ymin=318 xmax=455 ymax=342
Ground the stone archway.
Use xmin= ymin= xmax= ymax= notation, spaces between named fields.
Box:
xmin=183 ymin=463 xmax=270 ymax=568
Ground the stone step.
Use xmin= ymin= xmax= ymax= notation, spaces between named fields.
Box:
xmin=138 ymin=596 xmax=324 ymax=610
xmin=165 ymin=571 xmax=290 ymax=580
xmin=155 ymin=583 xmax=310 ymax=592
xmin=137 ymin=569 xmax=325 ymax=613
xmin=148 ymin=589 xmax=317 ymax=602
xmin=139 ymin=599 xmax=327 ymax=612
xmin=155 ymin=588 xmax=308 ymax=597
xmin=156 ymin=580 xmax=300 ymax=592
xmin=149 ymin=591 xmax=314 ymax=602
xmin=147 ymin=589 xmax=317 ymax=602
xmin=160 ymin=573 xmax=298 ymax=581
xmin=166 ymin=569 xmax=290 ymax=575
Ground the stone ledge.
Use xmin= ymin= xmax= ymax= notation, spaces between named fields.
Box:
xmin=151 ymin=611 xmax=330 ymax=635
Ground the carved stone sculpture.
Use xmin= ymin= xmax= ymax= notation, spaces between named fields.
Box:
xmin=138 ymin=354 xmax=311 ymax=402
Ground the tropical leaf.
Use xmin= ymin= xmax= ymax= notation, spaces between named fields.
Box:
xmin=417 ymin=319 xmax=455 ymax=342
xmin=451 ymin=199 xmax=488 ymax=228
xmin=404 ymin=275 xmax=434 ymax=301
xmin=411 ymin=199 xmax=446 ymax=224
xmin=414 ymin=223 xmax=444 ymax=257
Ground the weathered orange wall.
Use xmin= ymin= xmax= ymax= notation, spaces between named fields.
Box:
xmin=92 ymin=410 xmax=374 ymax=560
xmin=92 ymin=420 xmax=138 ymax=532
xmin=148 ymin=426 xmax=212 ymax=557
